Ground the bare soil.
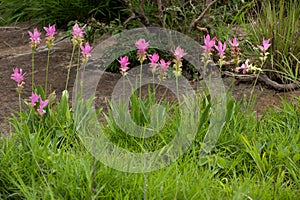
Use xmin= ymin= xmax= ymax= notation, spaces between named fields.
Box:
xmin=1 ymin=23 xmax=299 ymax=136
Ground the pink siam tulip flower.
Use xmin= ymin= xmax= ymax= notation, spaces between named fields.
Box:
xmin=80 ymin=42 xmax=93 ymax=57
xmin=11 ymin=68 xmax=25 ymax=85
xmin=201 ymin=34 xmax=216 ymax=52
xmin=135 ymin=38 xmax=149 ymax=53
xmin=136 ymin=38 xmax=149 ymax=63
xmin=44 ymin=24 xmax=56 ymax=37
xmin=72 ymin=23 xmax=86 ymax=37
xmin=148 ymin=53 xmax=160 ymax=73
xmin=71 ymin=23 xmax=86 ymax=46
xmin=118 ymin=56 xmax=130 ymax=75
xmin=228 ymin=38 xmax=239 ymax=47
xmin=215 ymin=41 xmax=226 ymax=56
xmin=174 ymin=46 xmax=187 ymax=60
xmin=118 ymin=56 xmax=130 ymax=67
xmin=44 ymin=24 xmax=56 ymax=48
xmin=148 ymin=53 xmax=160 ymax=65
xmin=28 ymin=28 xmax=41 ymax=48
xmin=159 ymin=59 xmax=171 ymax=71
xmin=158 ymin=59 xmax=171 ymax=80
xmin=29 ymin=92 xmax=41 ymax=107
xmin=257 ymin=38 xmax=271 ymax=52
xmin=80 ymin=42 xmax=93 ymax=62
xmin=235 ymin=59 xmax=249 ymax=74
xmin=37 ymin=98 xmax=49 ymax=116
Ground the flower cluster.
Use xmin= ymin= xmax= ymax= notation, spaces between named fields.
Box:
xmin=71 ymin=23 xmax=93 ymax=63
xmin=158 ymin=59 xmax=171 ymax=80
xmin=71 ymin=23 xmax=86 ymax=46
xmin=135 ymin=38 xmax=149 ymax=63
xmin=44 ymin=24 xmax=56 ymax=48
xmin=148 ymin=53 xmax=160 ymax=73
xmin=201 ymin=35 xmax=216 ymax=65
xmin=28 ymin=28 xmax=41 ymax=50
xmin=118 ymin=38 xmax=186 ymax=81
xmin=80 ymin=42 xmax=93 ymax=63
xmin=235 ymin=59 xmax=262 ymax=74
xmin=228 ymin=38 xmax=241 ymax=66
xmin=172 ymin=46 xmax=186 ymax=77
xmin=11 ymin=67 xmax=25 ymax=93
xmin=29 ymin=92 xmax=49 ymax=116
xmin=257 ymin=38 xmax=271 ymax=64
xmin=215 ymin=41 xmax=226 ymax=69
xmin=201 ymin=34 xmax=271 ymax=74
xmin=12 ymin=23 xmax=93 ymax=115
xmin=118 ymin=56 xmax=130 ymax=76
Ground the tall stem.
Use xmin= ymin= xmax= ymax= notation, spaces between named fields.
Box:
xmin=249 ymin=71 xmax=261 ymax=107
xmin=18 ymin=93 xmax=22 ymax=113
xmin=176 ymin=75 xmax=179 ymax=100
xmin=75 ymin=46 xmax=81 ymax=94
xmin=65 ymin=44 xmax=76 ymax=91
xmin=31 ymin=49 xmax=35 ymax=91
xmin=45 ymin=47 xmax=51 ymax=96
xmin=80 ymin=62 xmax=87 ymax=96
xmin=139 ymin=62 xmax=143 ymax=98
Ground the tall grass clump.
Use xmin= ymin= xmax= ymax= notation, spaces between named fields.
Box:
xmin=0 ymin=0 xmax=126 ymax=26
xmin=246 ymin=0 xmax=300 ymax=82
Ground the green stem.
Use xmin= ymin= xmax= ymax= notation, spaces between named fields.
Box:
xmin=123 ymin=75 xmax=125 ymax=102
xmin=152 ymin=72 xmax=156 ymax=98
xmin=139 ymin=62 xmax=143 ymax=98
xmin=65 ymin=44 xmax=76 ymax=91
xmin=75 ymin=46 xmax=81 ymax=96
xmin=249 ymin=71 xmax=261 ymax=108
xmin=80 ymin=62 xmax=87 ymax=96
xmin=176 ymin=75 xmax=179 ymax=100
xmin=45 ymin=47 xmax=51 ymax=96
xmin=18 ymin=93 xmax=22 ymax=113
xmin=31 ymin=49 xmax=35 ymax=91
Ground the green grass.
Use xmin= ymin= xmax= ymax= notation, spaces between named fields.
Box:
xmin=0 ymin=1 xmax=299 ymax=199
xmin=0 ymin=0 xmax=126 ymax=27
xmin=0 ymin=94 xmax=299 ymax=199
xmin=243 ymin=0 xmax=300 ymax=81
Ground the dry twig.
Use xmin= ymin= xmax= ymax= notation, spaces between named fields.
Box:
xmin=188 ymin=0 xmax=217 ymax=32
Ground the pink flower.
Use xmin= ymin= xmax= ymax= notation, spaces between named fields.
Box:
xmin=174 ymin=46 xmax=187 ymax=60
xmin=72 ymin=23 xmax=86 ymax=37
xmin=118 ymin=56 xmax=130 ymax=75
xmin=148 ymin=53 xmax=160 ymax=65
xmin=28 ymin=28 xmax=41 ymax=46
xmin=159 ymin=59 xmax=171 ymax=71
xmin=228 ymin=38 xmax=239 ymax=47
xmin=118 ymin=56 xmax=130 ymax=67
xmin=11 ymin=68 xmax=25 ymax=85
xmin=257 ymin=38 xmax=271 ymax=52
xmin=29 ymin=93 xmax=41 ymax=107
xmin=37 ymin=98 xmax=49 ymax=116
xmin=235 ymin=59 xmax=249 ymax=74
xmin=201 ymin=35 xmax=216 ymax=51
xmin=215 ymin=41 xmax=226 ymax=56
xmin=135 ymin=38 xmax=149 ymax=53
xmin=80 ymin=42 xmax=93 ymax=57
xmin=44 ymin=24 xmax=56 ymax=37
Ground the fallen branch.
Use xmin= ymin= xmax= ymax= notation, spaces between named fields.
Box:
xmin=0 ymin=26 xmax=21 ymax=30
xmin=223 ymin=71 xmax=300 ymax=91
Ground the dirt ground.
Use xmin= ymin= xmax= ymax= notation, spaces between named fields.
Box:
xmin=1 ymin=23 xmax=300 ymax=136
